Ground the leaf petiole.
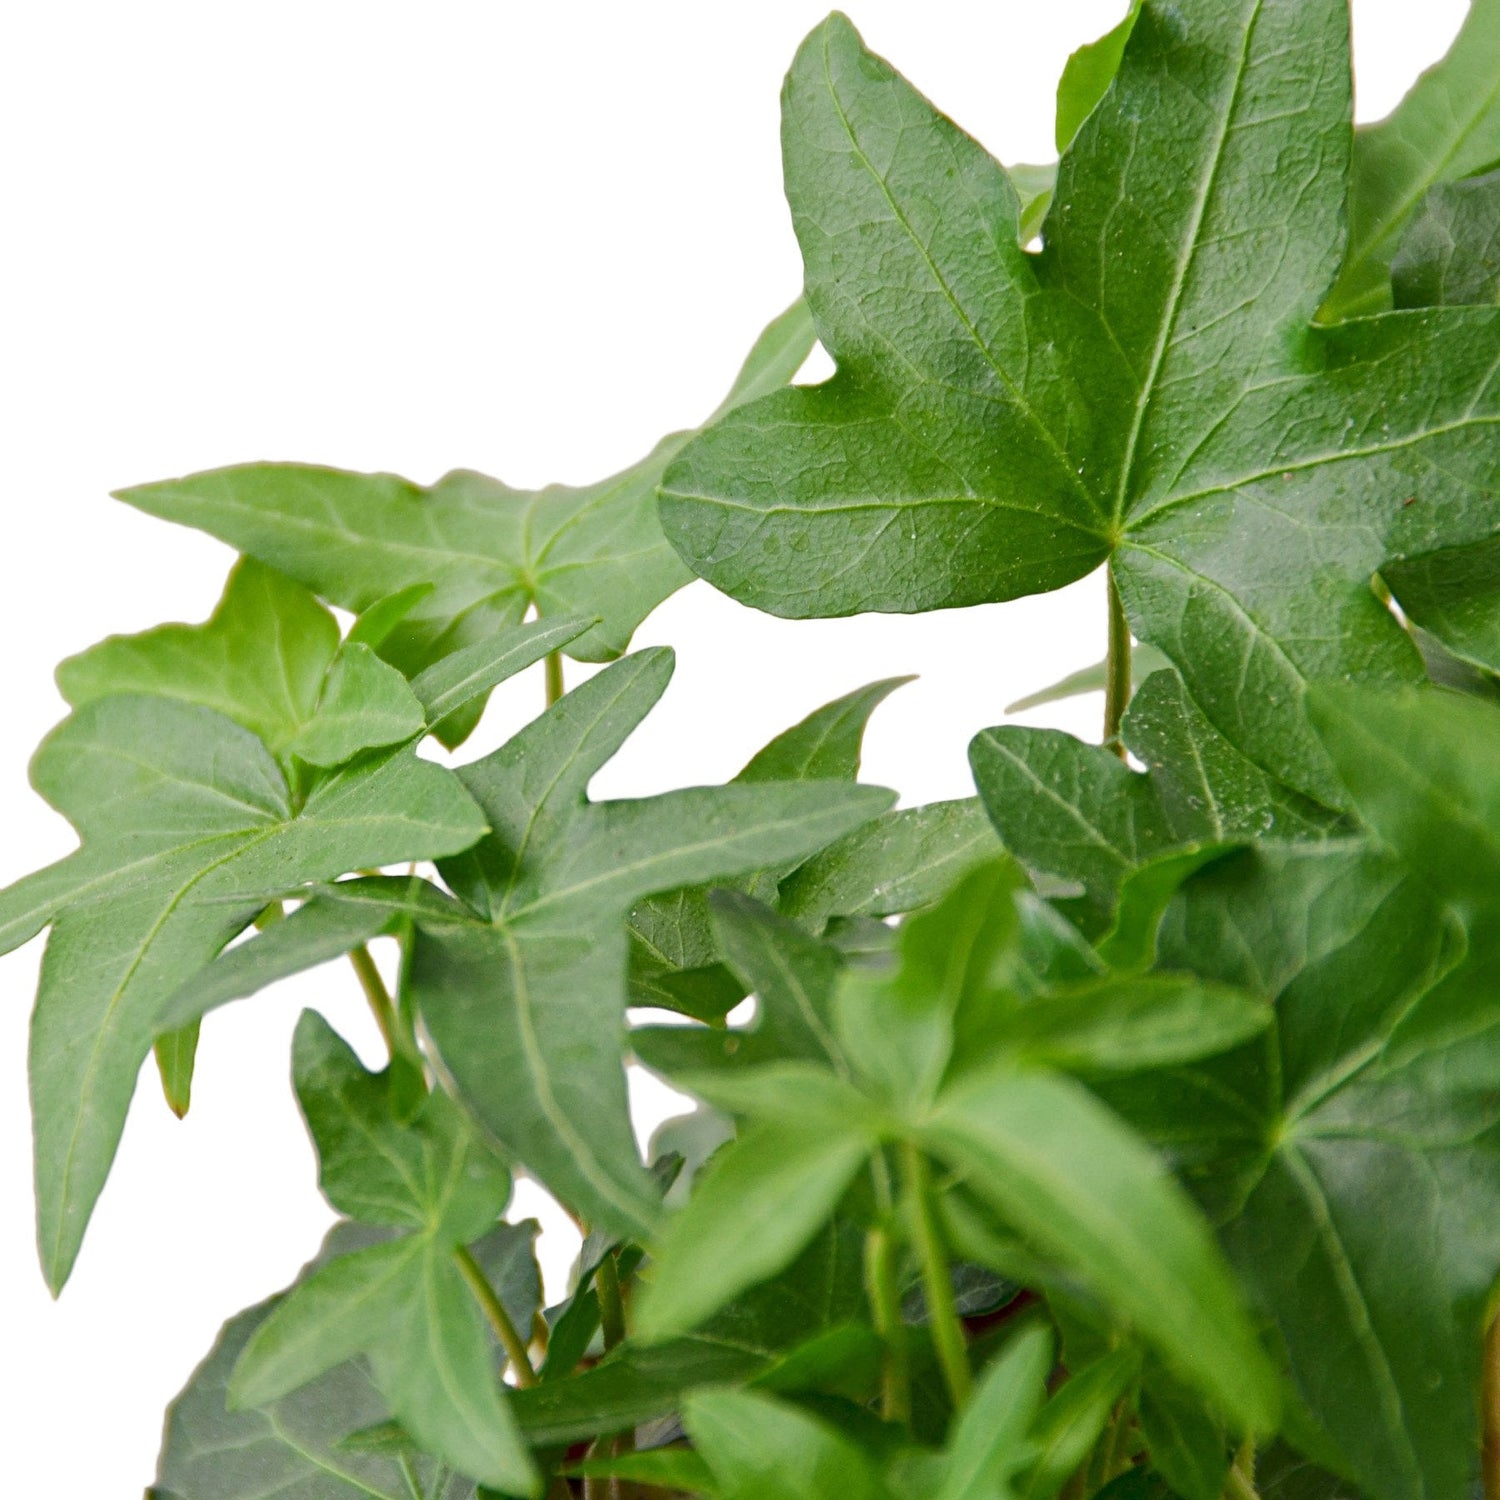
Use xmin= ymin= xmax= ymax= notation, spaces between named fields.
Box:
xmin=453 ymin=1244 xmax=539 ymax=1388
xmin=901 ymin=1141 xmax=971 ymax=1408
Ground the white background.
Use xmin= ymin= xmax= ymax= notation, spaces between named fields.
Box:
xmin=0 ymin=2 xmax=1470 ymax=1489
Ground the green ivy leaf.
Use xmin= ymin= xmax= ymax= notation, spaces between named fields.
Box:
xmin=922 ymin=1067 xmax=1279 ymax=1433
xmin=1136 ymin=842 xmax=1492 ymax=1500
xmin=1326 ymin=0 xmax=1500 ymax=318
xmin=116 ymin=301 xmax=816 ymax=745
xmin=661 ymin=6 xmax=1500 ymax=803
xmin=154 ymin=1224 xmax=486 ymax=1500
xmin=230 ymin=1012 xmax=536 ymax=1494
xmin=683 ymin=1387 xmax=891 ymax=1500
xmin=0 ymin=698 xmax=487 ymax=1292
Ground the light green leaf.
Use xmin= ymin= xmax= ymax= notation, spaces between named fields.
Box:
xmin=663 ymin=6 xmax=1500 ymax=802
xmin=116 ymin=301 xmax=816 ymax=743
xmin=407 ymin=614 xmax=592 ymax=728
xmin=933 ymin=1321 xmax=1053 ymax=1500
xmin=56 ymin=558 xmax=338 ymax=763
xmin=1021 ymin=1347 xmax=1141 ymax=1500
xmin=634 ymin=1114 xmax=873 ymax=1344
xmin=923 ymin=1067 xmax=1279 ymax=1433
xmin=1054 ymin=0 xmax=1141 ymax=153
xmin=1006 ymin=643 xmax=1169 ymax=714
xmin=347 ymin=581 xmax=436 ymax=649
xmin=285 ymin=642 xmax=426 ymax=768
xmin=1392 ymin=169 xmax=1500 ymax=310
xmin=736 ymin=676 xmax=912 ymax=783
xmin=684 ymin=1387 xmax=890 ymax=1500
xmin=991 ymin=973 xmax=1270 ymax=1076
xmin=2 ymin=696 xmax=486 ymax=1291
xmin=568 ymin=1448 xmax=718 ymax=1493
xmin=293 ymin=1011 xmax=510 ymax=1241
xmin=1326 ymin=0 xmax=1500 ymax=318
xmin=153 ymin=1022 xmax=199 ymax=1120
xmin=409 ymin=650 xmax=893 ymax=1240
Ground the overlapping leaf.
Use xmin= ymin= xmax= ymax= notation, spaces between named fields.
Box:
xmin=115 ymin=301 xmax=817 ymax=745
xmin=660 ymin=4 xmax=1500 ymax=803
xmin=1105 ymin=828 xmax=1494 ymax=1500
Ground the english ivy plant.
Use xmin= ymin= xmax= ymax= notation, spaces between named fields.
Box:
xmin=3 ymin=5 xmax=1499 ymax=1500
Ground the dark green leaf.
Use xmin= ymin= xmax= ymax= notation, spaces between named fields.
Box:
xmin=1145 ymin=842 xmax=1491 ymax=1500
xmin=664 ymin=7 xmax=1500 ymax=802
xmin=1136 ymin=1374 xmax=1229 ymax=1500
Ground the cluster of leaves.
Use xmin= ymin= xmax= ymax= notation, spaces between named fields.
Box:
xmin=3 ymin=4 xmax=1499 ymax=1500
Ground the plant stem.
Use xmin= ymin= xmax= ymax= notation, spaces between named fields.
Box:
xmin=1223 ymin=1440 xmax=1259 ymax=1500
xmin=1485 ymin=1311 xmax=1500 ymax=1500
xmin=454 ymin=1245 xmax=539 ymax=1387
xmin=901 ymin=1141 xmax=971 ymax=1408
xmin=1104 ymin=569 xmax=1131 ymax=757
xmin=595 ymin=1249 xmax=628 ymax=1352
xmin=349 ymin=944 xmax=402 ymax=1060
xmin=864 ymin=1223 xmax=911 ymax=1425
xmin=546 ymin=650 xmax=565 ymax=706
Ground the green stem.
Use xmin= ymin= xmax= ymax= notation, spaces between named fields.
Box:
xmin=595 ymin=1250 xmax=628 ymax=1352
xmin=1224 ymin=1441 xmax=1259 ymax=1500
xmin=1105 ymin=568 xmax=1131 ymax=757
xmin=349 ymin=944 xmax=402 ymax=1060
xmin=864 ymin=1224 xmax=911 ymax=1425
xmin=1486 ymin=1311 xmax=1500 ymax=1500
xmin=454 ymin=1245 xmax=539 ymax=1387
xmin=546 ymin=651 xmax=565 ymax=707
xmin=901 ymin=1141 xmax=971 ymax=1408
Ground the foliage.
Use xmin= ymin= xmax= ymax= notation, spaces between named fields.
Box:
xmin=6 ymin=5 xmax=1500 ymax=1500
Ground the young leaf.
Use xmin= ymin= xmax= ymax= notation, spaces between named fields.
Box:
xmin=1326 ymin=0 xmax=1500 ymax=318
xmin=922 ymin=1067 xmax=1279 ymax=1433
xmin=1006 ymin=642 xmax=1169 ymax=714
xmin=0 ymin=697 xmax=487 ymax=1292
xmin=736 ymin=675 xmax=912 ymax=784
xmin=1020 ymin=1347 xmax=1141 ymax=1500
xmin=683 ymin=1387 xmax=891 ymax=1500
xmin=662 ymin=6 xmax=1500 ymax=803
xmin=990 ymin=973 xmax=1270 ymax=1076
xmin=410 ymin=649 xmax=894 ymax=1240
xmin=1136 ymin=1374 xmax=1230 ymax=1500
xmin=1391 ymin=169 xmax=1500 ymax=310
xmin=634 ymin=1112 xmax=874 ymax=1343
xmin=931 ymin=1320 xmax=1053 ymax=1500
xmin=115 ymin=300 xmax=817 ymax=743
